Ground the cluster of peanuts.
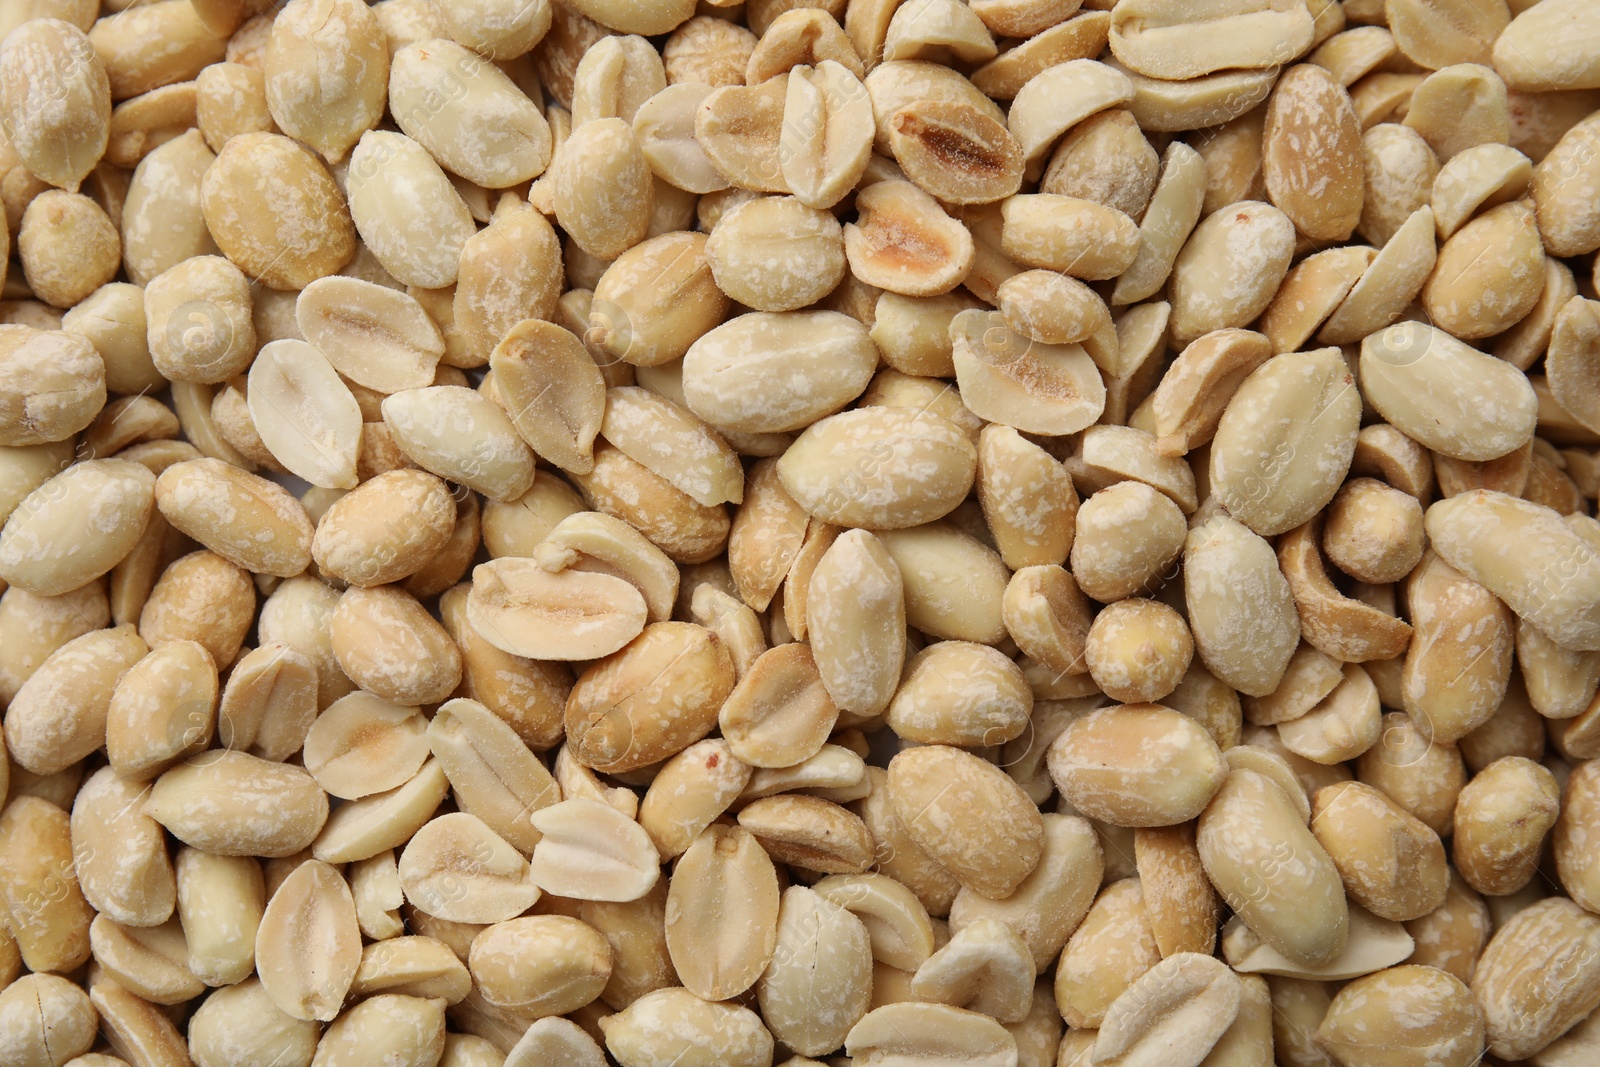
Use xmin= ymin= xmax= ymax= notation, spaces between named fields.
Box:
xmin=6 ymin=0 xmax=1600 ymax=1065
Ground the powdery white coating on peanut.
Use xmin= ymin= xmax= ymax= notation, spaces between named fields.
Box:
xmin=1183 ymin=514 xmax=1300 ymax=698
xmin=0 ymin=325 xmax=106 ymax=447
xmin=154 ymin=457 xmax=314 ymax=577
xmin=0 ymin=974 xmax=97 ymax=1067
xmin=1427 ymin=490 xmax=1600 ymax=654
xmin=778 ymin=406 xmax=976 ymax=531
xmin=3 ymin=625 xmax=146 ymax=775
xmin=1473 ymin=897 xmax=1600 ymax=1059
xmin=757 ymin=886 xmax=873 ymax=1055
xmin=705 ymin=195 xmax=846 ymax=312
xmin=0 ymin=457 xmax=152 ymax=594
xmin=145 ymin=750 xmax=329 ymax=858
xmin=683 ymin=310 xmax=877 ymax=434
xmin=1210 ymin=348 xmax=1361 ymax=537
xmin=390 ymin=38 xmax=552 ymax=188
xmin=1168 ymin=200 xmax=1295 ymax=343
xmin=1315 ymin=964 xmax=1485 ymax=1067
xmin=564 ymin=620 xmax=735 ymax=772
xmin=1048 ymin=703 xmax=1225 ymax=827
xmin=1421 ymin=200 xmax=1546 ymax=339
xmin=879 ymin=521 xmax=1009 ymax=645
xmin=1359 ymin=122 xmax=1439 ymax=247
xmin=806 ymin=528 xmax=906 ymax=716
xmin=346 ymin=130 xmax=476 ymax=289
xmin=553 ymin=117 xmax=653 ymax=260
xmin=199 ymin=132 xmax=355 ymax=290
xmin=265 ymin=0 xmax=388 ymax=164
xmin=887 ymin=640 xmax=1031 ymax=747
xmin=601 ymin=386 xmax=744 ymax=507
xmin=887 ymin=744 xmax=1044 ymax=899
xmin=1070 ymin=481 xmax=1185 ymax=603
xmin=600 ymin=987 xmax=775 ymax=1067
xmin=0 ymin=19 xmax=109 ymax=191
xmin=381 ymin=385 xmax=536 ymax=502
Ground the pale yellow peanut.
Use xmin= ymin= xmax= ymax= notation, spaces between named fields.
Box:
xmin=1321 ymin=477 xmax=1425 ymax=584
xmin=1277 ymin=519 xmax=1414 ymax=664
xmin=146 ymin=750 xmax=328 ymax=858
xmin=878 ymin=521 xmax=1008 ymax=645
xmin=105 ymin=637 xmax=217 ymax=782
xmin=18 ymin=189 xmax=118 ymax=308
xmin=187 ymin=978 xmax=320 ymax=1067
xmin=777 ymin=406 xmax=976 ymax=530
xmin=264 ymin=0 xmax=385 ymax=164
xmin=601 ymin=385 xmax=743 ymax=507
xmin=526 ymin=797 xmax=659 ymax=903
xmin=1355 ymin=711 xmax=1467 ymax=838
xmin=470 ymin=915 xmax=611 ymax=1019
xmin=1086 ymin=599 xmax=1192 ymax=706
xmin=1071 ymin=483 xmax=1183 ymax=603
xmin=121 ymin=131 xmax=219 ymax=288
xmin=1359 ymin=122 xmax=1438 ymax=248
xmin=87 ymin=915 xmax=201 ymax=1005
xmin=201 ymin=132 xmax=354 ymax=289
xmin=1423 ymin=200 xmax=1546 ymax=339
xmin=1317 ymin=967 xmax=1484 ymax=1066
xmin=601 ymin=986 xmax=774 ymax=1067
xmin=752 ymin=885 xmax=870 ymax=1054
xmin=1198 ymin=769 xmax=1350 ymax=968
xmin=1042 ymin=106 xmax=1158 ymax=221
xmin=737 ymin=793 xmax=875 ymax=874
xmin=0 ymin=974 xmax=97 ymax=1067
xmin=398 ymin=811 xmax=540 ymax=924
xmin=1310 ymin=781 xmax=1449 ymax=923
xmin=563 ymin=620 xmax=733 ymax=772
xmin=1118 ymin=61 xmax=1277 ymax=135
xmin=1278 ymin=662 xmax=1382 ymax=766
xmin=175 ymin=846 xmax=263 ymax=987
xmin=683 ymin=310 xmax=875 ymax=435
xmin=0 ymin=457 xmax=152 ymax=595
xmin=1168 ymin=201 xmax=1295 ymax=344
xmin=312 ymin=993 xmax=446 ymax=1066
xmin=705 ymin=194 xmax=845 ymax=312
xmin=570 ymin=441 xmax=730 ymax=565
xmin=887 ymin=744 xmax=1042 ymax=899
xmin=1452 ymin=754 xmax=1560 ymax=897
xmin=347 ymin=130 xmax=474 ymax=288
xmin=1403 ymin=63 xmax=1512 ymax=164
xmin=949 ymin=308 xmax=1106 ymax=436
xmin=1474 ymin=897 xmax=1600 ymax=1059
xmin=0 ymin=19 xmax=110 ymax=192
xmin=4 ymin=623 xmax=146 ymax=774
xmin=154 ymin=457 xmax=313 ymax=576
xmin=391 ymin=38 xmax=550 ymax=187
xmin=382 ymin=385 xmax=537 ymax=502
xmin=1053 ymin=877 xmax=1160 ymax=1030
xmin=0 ymin=795 xmax=94 ymax=973
xmin=311 ymin=759 xmax=450 ymax=865
xmin=0 ymin=580 xmax=107 ymax=706
xmin=1426 ymin=489 xmax=1600 ymax=651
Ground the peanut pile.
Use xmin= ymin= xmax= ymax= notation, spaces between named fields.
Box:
xmin=2 ymin=0 xmax=1600 ymax=1065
